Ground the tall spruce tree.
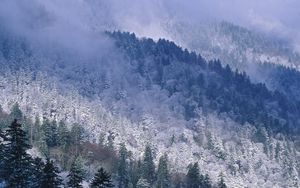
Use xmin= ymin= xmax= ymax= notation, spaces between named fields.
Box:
xmin=90 ymin=167 xmax=114 ymax=188
xmin=117 ymin=143 xmax=129 ymax=188
xmin=29 ymin=157 xmax=45 ymax=188
xmin=0 ymin=128 xmax=5 ymax=182
xmin=186 ymin=162 xmax=200 ymax=188
xmin=218 ymin=172 xmax=227 ymax=188
xmin=3 ymin=119 xmax=33 ymax=187
xmin=41 ymin=158 xmax=63 ymax=188
xmin=142 ymin=144 xmax=156 ymax=184
xmin=156 ymin=154 xmax=171 ymax=188
xmin=10 ymin=103 xmax=23 ymax=120
xmin=67 ymin=158 xmax=84 ymax=188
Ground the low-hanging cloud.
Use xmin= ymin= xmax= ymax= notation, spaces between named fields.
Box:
xmin=0 ymin=0 xmax=299 ymax=53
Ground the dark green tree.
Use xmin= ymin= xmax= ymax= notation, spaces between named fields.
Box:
xmin=0 ymin=128 xmax=6 ymax=181
xmin=90 ymin=167 xmax=114 ymax=188
xmin=117 ymin=143 xmax=129 ymax=188
xmin=202 ymin=174 xmax=212 ymax=188
xmin=41 ymin=158 xmax=63 ymax=188
xmin=186 ymin=162 xmax=200 ymax=188
xmin=3 ymin=119 xmax=33 ymax=187
xmin=156 ymin=154 xmax=171 ymax=188
xmin=29 ymin=157 xmax=45 ymax=188
xmin=142 ymin=144 xmax=156 ymax=184
xmin=67 ymin=158 xmax=84 ymax=188
xmin=10 ymin=103 xmax=23 ymax=120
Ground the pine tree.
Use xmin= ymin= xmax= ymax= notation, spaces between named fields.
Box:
xmin=202 ymin=174 xmax=212 ymax=188
xmin=41 ymin=158 xmax=63 ymax=188
xmin=218 ymin=172 xmax=227 ymax=188
xmin=10 ymin=103 xmax=23 ymax=120
xmin=118 ymin=143 xmax=129 ymax=188
xmin=156 ymin=154 xmax=171 ymax=188
xmin=29 ymin=157 xmax=45 ymax=188
xmin=3 ymin=119 xmax=33 ymax=187
xmin=186 ymin=162 xmax=200 ymax=188
xmin=58 ymin=120 xmax=70 ymax=149
xmin=67 ymin=158 xmax=84 ymax=188
xmin=136 ymin=178 xmax=151 ymax=188
xmin=91 ymin=167 xmax=114 ymax=188
xmin=0 ymin=128 xmax=5 ymax=182
xmin=142 ymin=144 xmax=156 ymax=184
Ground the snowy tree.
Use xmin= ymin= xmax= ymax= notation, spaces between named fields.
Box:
xmin=90 ymin=167 xmax=114 ymax=188
xmin=136 ymin=178 xmax=151 ymax=188
xmin=117 ymin=143 xmax=129 ymax=188
xmin=156 ymin=154 xmax=171 ymax=188
xmin=142 ymin=145 xmax=156 ymax=184
xmin=218 ymin=172 xmax=227 ymax=188
xmin=41 ymin=158 xmax=63 ymax=188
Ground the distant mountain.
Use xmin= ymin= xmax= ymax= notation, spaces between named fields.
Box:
xmin=164 ymin=21 xmax=300 ymax=100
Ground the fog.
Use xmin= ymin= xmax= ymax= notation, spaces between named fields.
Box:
xmin=0 ymin=0 xmax=299 ymax=53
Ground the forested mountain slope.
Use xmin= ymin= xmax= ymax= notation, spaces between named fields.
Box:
xmin=0 ymin=26 xmax=299 ymax=187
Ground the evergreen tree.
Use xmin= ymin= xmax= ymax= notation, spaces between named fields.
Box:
xmin=10 ymin=103 xmax=23 ymax=120
xmin=0 ymin=128 xmax=5 ymax=182
xmin=3 ymin=119 xmax=33 ymax=187
xmin=218 ymin=172 xmax=227 ymax=188
xmin=58 ymin=120 xmax=70 ymax=149
xmin=42 ymin=119 xmax=59 ymax=147
xmin=186 ymin=162 xmax=200 ymax=188
xmin=129 ymin=159 xmax=142 ymax=188
xmin=202 ymin=174 xmax=212 ymax=188
xmin=29 ymin=157 xmax=45 ymax=188
xmin=142 ymin=144 xmax=156 ymax=184
xmin=91 ymin=167 xmax=114 ymax=188
xmin=41 ymin=158 xmax=63 ymax=188
xmin=67 ymin=158 xmax=84 ymax=188
xmin=70 ymin=123 xmax=85 ymax=155
xmin=118 ymin=143 xmax=129 ymax=188
xmin=156 ymin=154 xmax=171 ymax=188
xmin=136 ymin=178 xmax=151 ymax=188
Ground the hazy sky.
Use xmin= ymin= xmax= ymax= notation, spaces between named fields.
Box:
xmin=1 ymin=0 xmax=299 ymax=50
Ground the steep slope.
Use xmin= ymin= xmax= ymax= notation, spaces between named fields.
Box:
xmin=164 ymin=21 xmax=300 ymax=100
xmin=0 ymin=26 xmax=299 ymax=187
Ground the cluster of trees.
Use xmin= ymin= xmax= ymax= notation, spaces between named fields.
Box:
xmin=0 ymin=104 xmax=228 ymax=187
xmin=0 ymin=119 xmax=114 ymax=188
xmin=108 ymin=31 xmax=300 ymax=136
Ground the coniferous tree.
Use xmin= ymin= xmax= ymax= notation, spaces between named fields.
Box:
xmin=58 ymin=120 xmax=70 ymax=149
xmin=0 ymin=128 xmax=5 ymax=182
xmin=67 ymin=158 xmax=84 ymax=188
xmin=218 ymin=172 xmax=227 ymax=188
xmin=142 ymin=144 xmax=156 ymax=184
xmin=41 ymin=158 xmax=63 ymax=188
xmin=186 ymin=162 xmax=200 ymax=188
xmin=90 ymin=167 xmax=114 ymax=188
xmin=202 ymin=174 xmax=212 ymax=188
xmin=29 ymin=157 xmax=45 ymax=188
xmin=156 ymin=154 xmax=171 ymax=188
xmin=3 ymin=119 xmax=32 ymax=187
xmin=117 ymin=143 xmax=129 ymax=188
xmin=10 ymin=103 xmax=23 ymax=120
xmin=129 ymin=159 xmax=142 ymax=188
xmin=136 ymin=178 xmax=151 ymax=188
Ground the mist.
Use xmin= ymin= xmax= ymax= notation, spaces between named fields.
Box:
xmin=0 ymin=0 xmax=299 ymax=54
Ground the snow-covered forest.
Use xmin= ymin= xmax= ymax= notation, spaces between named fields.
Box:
xmin=0 ymin=0 xmax=300 ymax=187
